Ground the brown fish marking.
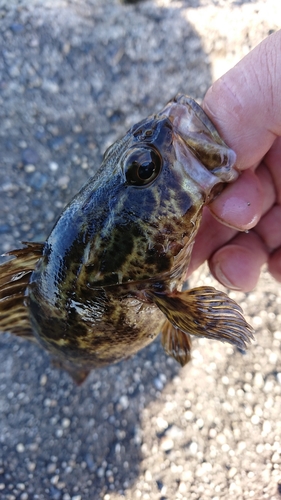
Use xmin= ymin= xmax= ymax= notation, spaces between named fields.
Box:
xmin=0 ymin=95 xmax=254 ymax=383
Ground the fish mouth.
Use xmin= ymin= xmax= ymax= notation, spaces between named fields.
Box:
xmin=158 ymin=94 xmax=238 ymax=196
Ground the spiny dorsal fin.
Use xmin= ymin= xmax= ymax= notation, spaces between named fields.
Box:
xmin=0 ymin=242 xmax=44 ymax=338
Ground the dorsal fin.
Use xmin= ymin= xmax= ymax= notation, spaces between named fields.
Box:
xmin=0 ymin=242 xmax=44 ymax=339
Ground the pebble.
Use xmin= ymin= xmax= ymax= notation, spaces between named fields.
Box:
xmin=49 ymin=161 xmax=59 ymax=171
xmin=144 ymin=470 xmax=152 ymax=481
xmin=153 ymin=377 xmax=164 ymax=391
xmin=160 ymin=437 xmax=174 ymax=451
xmin=118 ymin=395 xmax=129 ymax=410
xmin=27 ymin=462 xmax=36 ymax=472
xmin=228 ymin=467 xmax=237 ymax=478
xmin=28 ymin=171 xmax=48 ymax=189
xmin=62 ymin=418 xmax=71 ymax=429
xmin=189 ymin=441 xmax=198 ymax=454
xmin=16 ymin=443 xmax=25 ymax=453
xmin=156 ymin=417 xmax=168 ymax=430
xmin=40 ymin=374 xmax=47 ymax=386
xmin=253 ymin=372 xmax=264 ymax=388
xmin=21 ymin=148 xmax=39 ymax=165
xmin=24 ymin=164 xmax=36 ymax=173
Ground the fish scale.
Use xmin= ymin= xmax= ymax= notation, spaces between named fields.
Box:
xmin=0 ymin=95 xmax=254 ymax=383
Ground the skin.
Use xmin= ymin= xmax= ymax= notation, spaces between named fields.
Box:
xmin=187 ymin=29 xmax=281 ymax=292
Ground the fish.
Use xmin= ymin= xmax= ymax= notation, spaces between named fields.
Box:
xmin=0 ymin=94 xmax=254 ymax=383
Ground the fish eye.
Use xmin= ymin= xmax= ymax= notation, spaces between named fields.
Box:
xmin=124 ymin=146 xmax=162 ymax=187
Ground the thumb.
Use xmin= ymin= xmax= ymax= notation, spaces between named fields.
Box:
xmin=203 ymin=30 xmax=281 ymax=171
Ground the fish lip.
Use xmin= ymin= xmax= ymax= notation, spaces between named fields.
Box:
xmin=158 ymin=94 xmax=238 ymax=195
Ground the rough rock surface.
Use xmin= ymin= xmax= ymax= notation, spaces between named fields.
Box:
xmin=0 ymin=1 xmax=280 ymax=499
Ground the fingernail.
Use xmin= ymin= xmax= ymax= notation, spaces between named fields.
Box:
xmin=213 ymin=262 xmax=242 ymax=291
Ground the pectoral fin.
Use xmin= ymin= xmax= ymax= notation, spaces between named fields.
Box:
xmin=0 ymin=242 xmax=43 ymax=338
xmin=161 ymin=320 xmax=191 ymax=366
xmin=150 ymin=286 xmax=254 ymax=351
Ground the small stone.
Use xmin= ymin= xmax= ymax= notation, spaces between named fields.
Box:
xmin=153 ymin=377 xmax=163 ymax=390
xmin=49 ymin=161 xmax=59 ymax=171
xmin=263 ymin=421 xmax=271 ymax=434
xmin=189 ymin=441 xmax=198 ymax=454
xmin=73 ymin=124 xmax=82 ymax=133
xmin=50 ymin=486 xmax=61 ymax=500
xmin=274 ymin=331 xmax=281 ymax=340
xmin=160 ymin=437 xmax=174 ymax=451
xmin=97 ymin=467 xmax=105 ymax=478
xmin=40 ymin=374 xmax=47 ymax=386
xmin=44 ymin=398 xmax=57 ymax=407
xmin=62 ymin=418 xmax=71 ymax=429
xmin=24 ymin=164 xmax=36 ymax=173
xmin=272 ymin=452 xmax=281 ymax=464
xmin=179 ymin=481 xmax=187 ymax=493
xmin=27 ymin=462 xmax=36 ymax=472
xmin=10 ymin=23 xmax=24 ymax=33
xmin=216 ymin=433 xmax=226 ymax=445
xmin=43 ymin=80 xmax=60 ymax=93
xmin=196 ymin=418 xmax=204 ymax=429
xmin=144 ymin=470 xmax=152 ymax=481
xmin=22 ymin=148 xmax=39 ymax=165
xmin=251 ymin=415 xmax=260 ymax=425
xmin=253 ymin=373 xmax=264 ymax=388
xmin=57 ymin=175 xmax=70 ymax=188
xmin=16 ymin=443 xmax=25 ymax=453
xmin=184 ymin=410 xmax=193 ymax=421
xmin=228 ymin=467 xmax=237 ymax=478
xmin=119 ymin=395 xmax=129 ymax=410
xmin=47 ymin=463 xmax=57 ymax=474
xmin=156 ymin=417 xmax=168 ymax=430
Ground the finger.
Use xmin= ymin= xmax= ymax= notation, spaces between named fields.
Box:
xmin=209 ymin=232 xmax=268 ymax=292
xmin=255 ymin=161 xmax=277 ymax=215
xmin=255 ymin=204 xmax=281 ymax=251
xmin=263 ymin=136 xmax=281 ymax=205
xmin=187 ymin=207 xmax=237 ymax=277
xmin=268 ymin=248 xmax=281 ymax=282
xmin=203 ymin=30 xmax=281 ymax=170
xmin=209 ymin=169 xmax=263 ymax=230
xmin=188 ymin=161 xmax=277 ymax=277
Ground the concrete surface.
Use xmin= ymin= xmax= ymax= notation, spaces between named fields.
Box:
xmin=0 ymin=1 xmax=280 ymax=499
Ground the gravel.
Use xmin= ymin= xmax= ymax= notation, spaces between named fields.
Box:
xmin=0 ymin=1 xmax=280 ymax=499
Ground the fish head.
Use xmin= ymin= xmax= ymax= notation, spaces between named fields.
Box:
xmin=79 ymin=94 xmax=237 ymax=289
xmin=38 ymin=95 xmax=237 ymax=295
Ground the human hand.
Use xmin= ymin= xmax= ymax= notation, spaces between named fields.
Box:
xmin=187 ymin=29 xmax=281 ymax=292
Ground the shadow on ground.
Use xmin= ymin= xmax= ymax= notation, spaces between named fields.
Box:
xmin=0 ymin=1 xmax=212 ymax=498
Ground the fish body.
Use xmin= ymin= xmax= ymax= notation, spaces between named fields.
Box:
xmin=0 ymin=95 xmax=253 ymax=382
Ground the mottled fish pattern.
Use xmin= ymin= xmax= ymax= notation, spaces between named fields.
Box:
xmin=0 ymin=95 xmax=254 ymax=383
